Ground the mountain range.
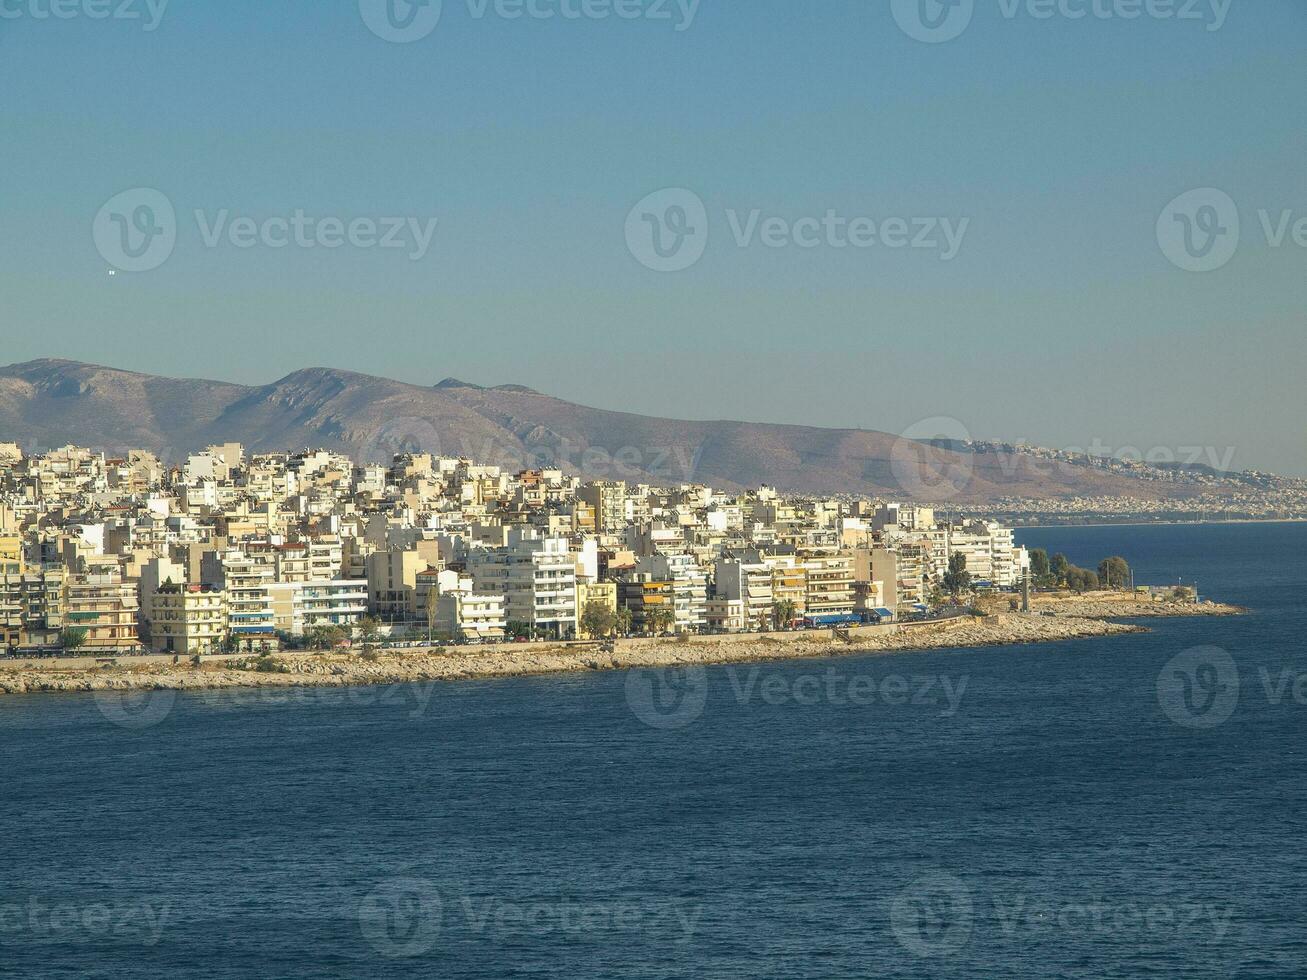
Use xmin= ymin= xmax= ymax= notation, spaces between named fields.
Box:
xmin=0 ymin=359 xmax=1203 ymax=503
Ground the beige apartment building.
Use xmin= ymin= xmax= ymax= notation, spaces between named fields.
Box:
xmin=576 ymin=580 xmax=618 ymax=638
xmin=0 ymin=553 xmax=21 ymax=649
xmin=800 ymin=553 xmax=855 ymax=619
xmin=152 ymin=585 xmax=228 ymax=655
xmin=64 ymin=572 xmax=141 ymax=651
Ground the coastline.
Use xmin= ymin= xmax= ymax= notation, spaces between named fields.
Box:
xmin=1008 ymin=518 xmax=1305 ymax=529
xmin=0 ymin=598 xmax=1242 ymax=698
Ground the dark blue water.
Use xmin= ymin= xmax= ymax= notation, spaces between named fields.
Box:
xmin=2 ymin=523 xmax=1305 ymax=979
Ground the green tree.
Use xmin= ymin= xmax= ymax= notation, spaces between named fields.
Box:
xmin=1097 ymin=556 xmax=1131 ymax=590
xmin=646 ymin=606 xmax=676 ymax=635
xmin=307 ymin=624 xmax=347 ymax=652
xmin=580 ymin=601 xmax=617 ymax=639
xmin=354 ymin=616 xmax=383 ymax=646
xmin=1050 ymin=553 xmax=1070 ymax=586
xmin=59 ymin=626 xmax=88 ymax=653
xmin=425 ymin=594 xmax=440 ymax=645
xmin=772 ymin=599 xmax=798 ymax=630
xmin=615 ymin=606 xmax=633 ymax=636
xmin=1065 ymin=567 xmax=1100 ymax=593
xmin=942 ymin=553 xmax=972 ymax=597
xmin=1029 ymin=548 xmax=1051 ymax=584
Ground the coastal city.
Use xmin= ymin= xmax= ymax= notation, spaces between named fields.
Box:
xmin=0 ymin=441 xmax=1043 ymax=656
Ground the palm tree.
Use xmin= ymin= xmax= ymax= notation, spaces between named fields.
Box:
xmin=647 ymin=606 xmax=675 ymax=636
xmin=772 ymin=599 xmax=797 ymax=631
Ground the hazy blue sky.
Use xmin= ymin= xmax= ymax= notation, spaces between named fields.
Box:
xmin=2 ymin=0 xmax=1305 ymax=474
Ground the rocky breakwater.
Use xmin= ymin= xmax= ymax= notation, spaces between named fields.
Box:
xmin=0 ymin=612 xmax=1155 ymax=698
xmin=1028 ymin=591 xmax=1245 ymax=619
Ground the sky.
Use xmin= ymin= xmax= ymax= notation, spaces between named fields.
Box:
xmin=1 ymin=0 xmax=1305 ymax=475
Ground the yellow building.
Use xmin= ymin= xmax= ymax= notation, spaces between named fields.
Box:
xmin=152 ymin=585 xmax=228 ymax=655
xmin=576 ymin=580 xmax=618 ymax=638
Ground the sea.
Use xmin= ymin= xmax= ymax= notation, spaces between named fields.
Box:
xmin=1 ymin=521 xmax=1304 ymax=979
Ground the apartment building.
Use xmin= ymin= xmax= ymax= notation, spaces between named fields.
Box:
xmin=765 ymin=554 xmax=808 ymax=621
xmin=576 ymin=580 xmax=618 ymax=638
xmin=467 ymin=530 xmax=577 ymax=638
xmin=578 ymin=482 xmax=626 ymax=535
xmin=202 ymin=549 xmax=276 ymax=639
xmin=20 ymin=564 xmax=66 ymax=647
xmin=0 ymin=553 xmax=21 ymax=649
xmin=434 ymin=591 xmax=506 ymax=642
xmin=706 ymin=596 xmax=746 ymax=633
xmin=628 ymin=553 xmax=708 ymax=631
xmin=270 ymin=579 xmax=369 ymax=635
xmin=947 ymin=521 xmax=1019 ymax=587
xmin=272 ymin=538 xmax=344 ymax=582
xmin=64 ymin=572 xmax=141 ymax=651
xmin=617 ymin=575 xmax=674 ymax=634
xmin=715 ymin=555 xmax=775 ymax=631
xmin=800 ymin=552 xmax=855 ymax=620
xmin=151 ymin=585 xmax=228 ymax=655
xmin=1 ymin=440 xmax=1040 ymax=654
xmin=366 ymin=550 xmax=427 ymax=621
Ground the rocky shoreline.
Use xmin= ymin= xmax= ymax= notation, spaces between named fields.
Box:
xmin=0 ymin=598 xmax=1241 ymax=698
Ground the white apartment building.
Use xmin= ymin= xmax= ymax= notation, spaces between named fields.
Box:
xmin=714 ymin=556 xmax=774 ymax=631
xmin=467 ymin=530 xmax=577 ymax=638
xmin=202 ymin=549 xmax=277 ymax=638
xmin=947 ymin=521 xmax=1019 ymax=587
xmin=270 ymin=579 xmax=369 ymax=635
xmin=435 ymin=591 xmax=506 ymax=641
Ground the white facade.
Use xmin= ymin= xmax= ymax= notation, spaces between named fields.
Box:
xmin=468 ymin=530 xmax=577 ymax=637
